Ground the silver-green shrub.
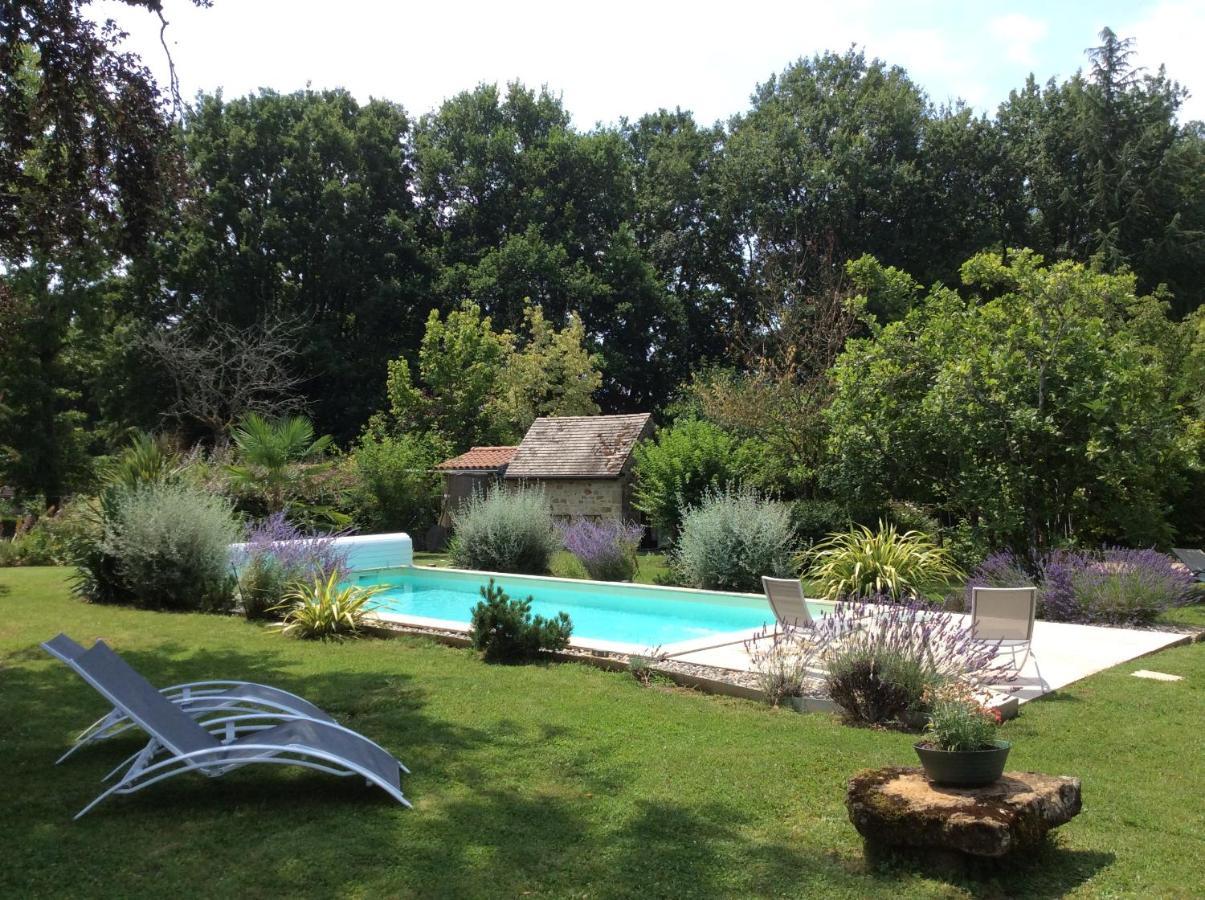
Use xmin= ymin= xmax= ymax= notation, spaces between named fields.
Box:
xmin=101 ymin=483 xmax=241 ymax=611
xmin=673 ymin=487 xmax=795 ymax=591
xmin=449 ymin=487 xmax=560 ymax=574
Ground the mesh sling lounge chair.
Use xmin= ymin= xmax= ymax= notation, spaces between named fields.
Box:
xmin=761 ymin=577 xmax=815 ymax=630
xmin=970 ymin=586 xmax=1038 ymax=674
xmin=1172 ymin=548 xmax=1205 ymax=583
xmin=56 ymin=640 xmax=411 ymax=818
xmin=42 ymin=633 xmax=336 ymax=764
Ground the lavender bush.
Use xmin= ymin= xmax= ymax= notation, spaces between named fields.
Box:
xmin=1040 ymin=548 xmax=1194 ymax=625
xmin=813 ymin=598 xmax=1015 ymax=726
xmin=746 ymin=624 xmax=819 ymax=706
xmin=967 ymin=547 xmax=1194 ymax=626
xmin=559 ymin=518 xmax=643 ymax=582
xmin=235 ymin=512 xmax=350 ymax=620
xmin=963 ymin=550 xmax=1034 ymax=608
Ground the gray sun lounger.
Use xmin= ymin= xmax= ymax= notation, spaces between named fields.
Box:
xmin=1172 ymin=548 xmax=1205 ymax=583
xmin=42 ymin=633 xmax=336 ymax=763
xmin=58 ymin=640 xmax=411 ymax=818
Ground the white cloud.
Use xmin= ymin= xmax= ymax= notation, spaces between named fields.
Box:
xmin=1123 ymin=0 xmax=1205 ymax=122
xmin=989 ymin=14 xmax=1049 ymax=68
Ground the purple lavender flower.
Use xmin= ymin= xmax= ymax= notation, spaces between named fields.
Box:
xmin=1039 ymin=547 xmax=1194 ymax=625
xmin=559 ymin=518 xmax=644 ymax=582
xmin=965 ymin=550 xmax=1034 ymax=607
xmin=236 ymin=512 xmax=351 ymax=580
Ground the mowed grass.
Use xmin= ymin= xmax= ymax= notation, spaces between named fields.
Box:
xmin=1 ymin=567 xmax=1202 ymax=899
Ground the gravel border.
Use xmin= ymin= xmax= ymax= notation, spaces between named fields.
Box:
xmin=368 ymin=618 xmax=831 ymax=701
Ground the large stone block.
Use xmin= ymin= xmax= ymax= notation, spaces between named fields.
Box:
xmin=846 ymin=766 xmax=1082 ymax=859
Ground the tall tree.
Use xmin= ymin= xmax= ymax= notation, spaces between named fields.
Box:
xmin=825 ymin=251 xmax=1200 ymax=551
xmin=416 ymin=83 xmax=685 ymax=409
xmin=0 ymin=0 xmax=205 ymax=261
xmin=998 ymin=29 xmax=1205 ymax=315
xmin=141 ymin=89 xmax=431 ymax=440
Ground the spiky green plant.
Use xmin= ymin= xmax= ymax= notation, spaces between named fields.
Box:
xmin=272 ymin=570 xmax=383 ymax=641
xmin=804 ymin=521 xmax=963 ymax=601
xmin=225 ymin=413 xmax=335 ymax=517
xmin=103 ymin=432 xmax=185 ymax=491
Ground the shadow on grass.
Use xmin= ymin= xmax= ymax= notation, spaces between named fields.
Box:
xmin=862 ymin=835 xmax=1115 ymax=899
xmin=0 ymin=631 xmax=1122 ymax=898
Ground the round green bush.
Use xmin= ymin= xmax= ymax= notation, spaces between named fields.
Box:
xmin=673 ymin=487 xmax=796 ymax=591
xmin=101 ymin=483 xmax=241 ymax=611
xmin=449 ymin=487 xmax=560 ymax=574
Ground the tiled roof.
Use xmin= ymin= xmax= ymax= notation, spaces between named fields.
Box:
xmin=434 ymin=446 xmax=518 ymax=471
xmin=504 ymin=414 xmax=653 ymax=479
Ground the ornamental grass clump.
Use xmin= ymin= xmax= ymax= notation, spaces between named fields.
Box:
xmin=559 ymin=517 xmax=643 ymax=582
xmin=235 ymin=512 xmax=350 ymax=620
xmin=673 ymin=487 xmax=795 ymax=591
xmin=812 ymin=599 xmax=1014 ymax=726
xmin=469 ymin=579 xmax=573 ymax=663
xmin=272 ymin=570 xmax=383 ymax=641
xmin=805 ymin=521 xmax=964 ymax=601
xmin=449 ymin=487 xmax=560 ymax=574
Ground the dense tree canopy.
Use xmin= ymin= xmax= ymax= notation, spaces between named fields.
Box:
xmin=1 ymin=23 xmax=1202 ymax=549
xmin=825 ymin=251 xmax=1201 ymax=551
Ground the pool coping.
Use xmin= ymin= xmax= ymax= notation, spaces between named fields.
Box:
xmin=360 ymin=563 xmax=798 ymax=658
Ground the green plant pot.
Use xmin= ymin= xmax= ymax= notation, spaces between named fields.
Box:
xmin=914 ymin=740 xmax=1011 ymax=787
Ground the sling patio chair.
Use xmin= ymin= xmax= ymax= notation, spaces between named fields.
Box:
xmin=1172 ymin=548 xmax=1205 ymax=583
xmin=969 ymin=586 xmax=1038 ymax=675
xmin=761 ymin=577 xmax=816 ymax=630
xmin=42 ymin=633 xmax=336 ymax=764
xmin=53 ymin=640 xmax=411 ymax=818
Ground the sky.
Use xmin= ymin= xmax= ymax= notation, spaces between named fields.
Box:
xmin=91 ymin=0 xmax=1205 ymax=126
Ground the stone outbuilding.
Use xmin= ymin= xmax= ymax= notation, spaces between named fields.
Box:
xmin=433 ymin=445 xmax=518 ymax=528
xmin=502 ymin=413 xmax=653 ymax=521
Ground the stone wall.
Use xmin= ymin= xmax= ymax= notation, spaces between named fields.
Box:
xmin=540 ymin=478 xmax=625 ymax=519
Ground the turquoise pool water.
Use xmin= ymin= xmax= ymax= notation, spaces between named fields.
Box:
xmin=356 ymin=567 xmax=829 ymax=647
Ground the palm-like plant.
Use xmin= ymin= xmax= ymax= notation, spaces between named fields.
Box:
xmin=226 ymin=414 xmax=332 ymax=513
xmin=804 ymin=521 xmax=964 ymax=601
xmin=104 ymin=432 xmax=186 ymax=491
xmin=272 ymin=570 xmax=384 ymax=640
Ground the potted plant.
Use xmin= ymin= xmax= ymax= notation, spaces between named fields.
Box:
xmin=914 ymin=682 xmax=1010 ymax=786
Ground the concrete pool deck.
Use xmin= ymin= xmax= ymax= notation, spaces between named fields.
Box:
xmin=668 ymin=614 xmax=1193 ymax=704
xmin=368 ymin=565 xmax=1194 ymax=706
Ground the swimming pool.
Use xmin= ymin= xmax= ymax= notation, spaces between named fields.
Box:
xmin=355 ymin=566 xmax=831 ymax=650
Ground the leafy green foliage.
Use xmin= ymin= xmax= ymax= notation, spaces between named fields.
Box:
xmin=273 ymin=570 xmax=384 ymax=641
xmin=468 ymin=578 xmax=572 ymax=662
xmin=225 ymin=414 xmax=343 ymax=525
xmin=448 ymin=488 xmax=560 ymax=575
xmin=377 ymin=301 xmax=601 ymax=448
xmin=148 ymin=88 xmax=431 ymax=441
xmin=673 ymin=487 xmax=796 ymax=591
xmin=98 ymin=483 xmax=240 ymax=612
xmin=826 ymin=252 xmax=1201 ymax=552
xmin=805 ymin=522 xmax=963 ymax=601
xmin=632 ymin=419 xmax=760 ymax=533
xmin=348 ymin=432 xmax=449 ymax=534
xmin=102 ymin=433 xmax=184 ymax=492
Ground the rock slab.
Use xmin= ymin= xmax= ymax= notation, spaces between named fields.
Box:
xmin=846 ymin=766 xmax=1082 ymax=858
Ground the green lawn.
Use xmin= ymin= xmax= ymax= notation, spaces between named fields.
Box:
xmin=1 ymin=567 xmax=1202 ymax=898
